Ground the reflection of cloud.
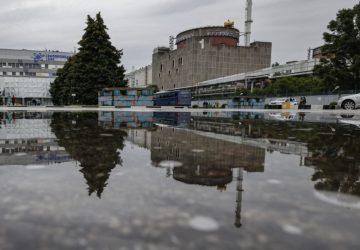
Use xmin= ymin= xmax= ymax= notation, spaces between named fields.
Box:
xmin=313 ymin=191 xmax=360 ymax=210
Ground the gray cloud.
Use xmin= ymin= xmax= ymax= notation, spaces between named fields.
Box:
xmin=146 ymin=0 xmax=220 ymax=15
xmin=0 ymin=0 xmax=358 ymax=71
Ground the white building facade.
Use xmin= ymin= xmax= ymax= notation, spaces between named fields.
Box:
xmin=0 ymin=48 xmax=73 ymax=105
xmin=125 ymin=65 xmax=152 ymax=88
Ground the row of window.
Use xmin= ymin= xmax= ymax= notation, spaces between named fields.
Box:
xmin=0 ymin=62 xmax=48 ymax=69
xmin=0 ymin=71 xmax=57 ymax=77
xmin=160 ymin=57 xmax=184 ymax=73
xmin=1 ymin=71 xmax=35 ymax=76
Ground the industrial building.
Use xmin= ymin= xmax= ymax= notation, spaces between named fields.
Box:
xmin=152 ymin=25 xmax=272 ymax=91
xmin=125 ymin=65 xmax=152 ymax=88
xmin=0 ymin=48 xmax=73 ymax=105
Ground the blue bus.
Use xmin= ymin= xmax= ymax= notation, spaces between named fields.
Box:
xmin=154 ymin=90 xmax=191 ymax=107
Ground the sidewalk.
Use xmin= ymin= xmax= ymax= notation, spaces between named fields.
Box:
xmin=0 ymin=105 xmax=359 ymax=115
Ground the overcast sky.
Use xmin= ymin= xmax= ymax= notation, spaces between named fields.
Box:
xmin=0 ymin=0 xmax=358 ymax=72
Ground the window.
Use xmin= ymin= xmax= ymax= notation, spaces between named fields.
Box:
xmin=12 ymin=72 xmax=16 ymax=76
xmin=20 ymin=72 xmax=23 ymax=76
xmin=172 ymin=60 xmax=175 ymax=68
xmin=160 ymin=64 xmax=163 ymax=72
xmin=168 ymin=70 xmax=171 ymax=75
xmin=25 ymin=72 xmax=36 ymax=76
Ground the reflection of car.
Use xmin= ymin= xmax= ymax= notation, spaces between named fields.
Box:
xmin=339 ymin=119 xmax=360 ymax=128
xmin=337 ymin=114 xmax=360 ymax=128
xmin=268 ymin=112 xmax=297 ymax=121
xmin=269 ymin=97 xmax=298 ymax=106
xmin=337 ymin=93 xmax=360 ymax=110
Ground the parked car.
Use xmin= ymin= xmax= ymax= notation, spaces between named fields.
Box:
xmin=269 ymin=97 xmax=298 ymax=106
xmin=337 ymin=93 xmax=360 ymax=110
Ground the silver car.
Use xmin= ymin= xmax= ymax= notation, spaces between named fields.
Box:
xmin=337 ymin=93 xmax=360 ymax=110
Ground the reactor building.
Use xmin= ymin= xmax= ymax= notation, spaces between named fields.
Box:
xmin=152 ymin=23 xmax=272 ymax=91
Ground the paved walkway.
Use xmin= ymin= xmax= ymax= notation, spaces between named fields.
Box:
xmin=0 ymin=106 xmax=359 ymax=115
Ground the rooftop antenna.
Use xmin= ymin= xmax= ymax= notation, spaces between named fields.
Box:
xmin=307 ymin=47 xmax=312 ymax=60
xmin=244 ymin=0 xmax=253 ymax=46
xmin=169 ymin=36 xmax=175 ymax=51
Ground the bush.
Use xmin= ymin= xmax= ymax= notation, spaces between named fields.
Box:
xmin=249 ymin=77 xmax=327 ymax=97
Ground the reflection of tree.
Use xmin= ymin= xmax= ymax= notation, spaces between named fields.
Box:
xmin=238 ymin=120 xmax=360 ymax=196
xmin=307 ymin=128 xmax=360 ymax=196
xmin=51 ymin=112 xmax=127 ymax=198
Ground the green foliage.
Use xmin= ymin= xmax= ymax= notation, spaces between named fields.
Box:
xmin=50 ymin=13 xmax=126 ymax=105
xmin=236 ymin=87 xmax=249 ymax=96
xmin=251 ymin=77 xmax=326 ymax=96
xmin=314 ymin=3 xmax=360 ymax=91
xmin=147 ymin=84 xmax=159 ymax=93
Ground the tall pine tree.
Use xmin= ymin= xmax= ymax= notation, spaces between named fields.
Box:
xmin=50 ymin=13 xmax=126 ymax=105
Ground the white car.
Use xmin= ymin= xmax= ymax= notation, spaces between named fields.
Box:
xmin=337 ymin=93 xmax=360 ymax=110
xmin=269 ymin=97 xmax=298 ymax=106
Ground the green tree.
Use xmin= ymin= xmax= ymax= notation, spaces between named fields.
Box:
xmin=314 ymin=3 xmax=360 ymax=91
xmin=50 ymin=13 xmax=126 ymax=105
xmin=251 ymin=77 xmax=325 ymax=96
xmin=147 ymin=84 xmax=159 ymax=93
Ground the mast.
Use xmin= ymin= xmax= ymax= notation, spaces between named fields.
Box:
xmin=244 ymin=0 xmax=253 ymax=46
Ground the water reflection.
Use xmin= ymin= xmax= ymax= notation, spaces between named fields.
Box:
xmin=1 ymin=110 xmax=360 ymax=248
xmin=152 ymin=111 xmax=360 ymax=199
xmin=51 ymin=112 xmax=127 ymax=198
xmin=307 ymin=127 xmax=360 ymax=196
xmin=0 ymin=111 xmax=360 ymax=203
xmin=0 ymin=111 xmax=71 ymax=165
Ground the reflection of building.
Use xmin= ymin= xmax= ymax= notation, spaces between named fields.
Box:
xmin=152 ymin=25 xmax=271 ymax=90
xmin=154 ymin=112 xmax=191 ymax=127
xmin=98 ymin=111 xmax=155 ymax=129
xmin=126 ymin=129 xmax=152 ymax=149
xmin=151 ymin=127 xmax=265 ymax=174
xmin=151 ymin=126 xmax=265 ymax=229
xmin=0 ymin=48 xmax=73 ymax=105
xmin=0 ymin=112 xmax=71 ymax=165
